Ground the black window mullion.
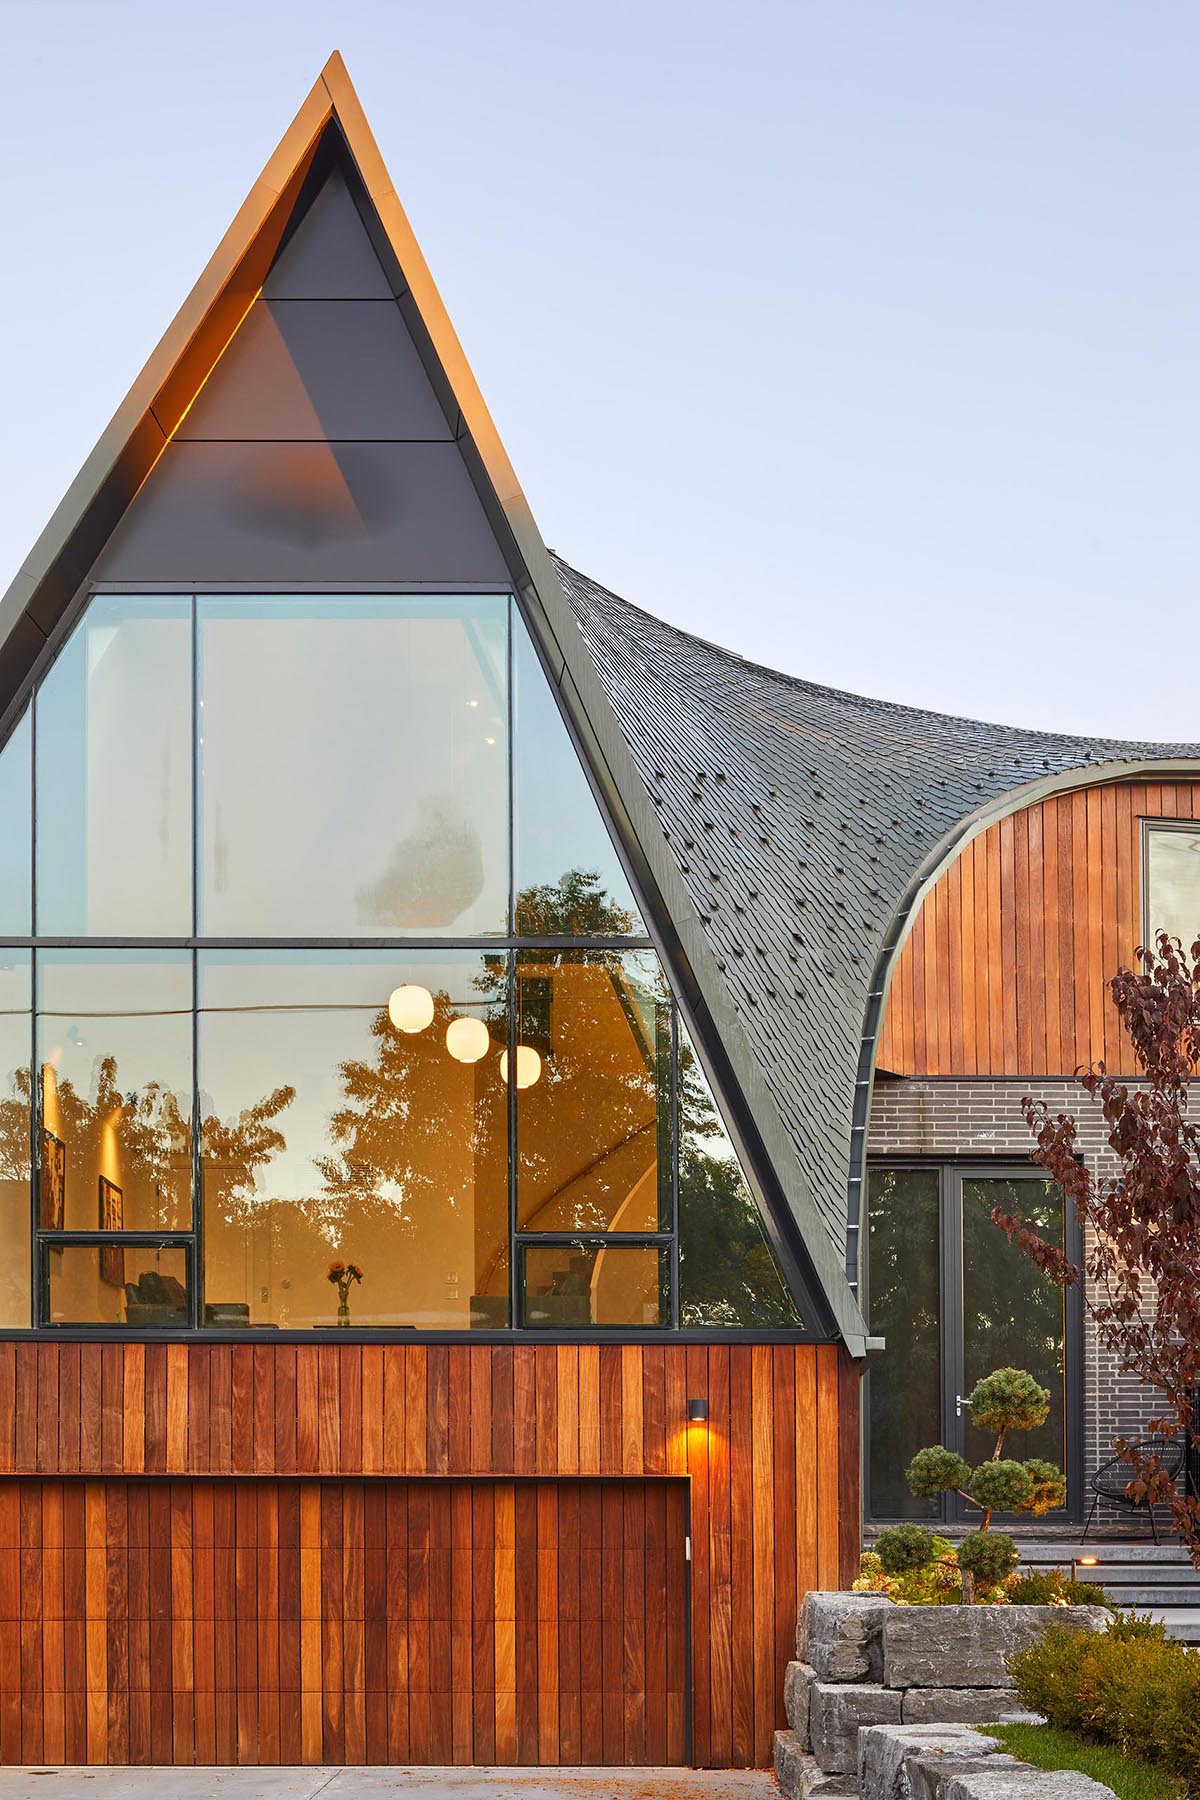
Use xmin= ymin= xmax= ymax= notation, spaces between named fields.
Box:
xmin=189 ymin=593 xmax=201 ymax=1331
xmin=28 ymin=676 xmax=37 ymax=1329
xmin=28 ymin=946 xmax=38 ymax=1328
xmin=190 ymin=947 xmax=202 ymax=1331
xmin=507 ymin=950 xmax=519 ymax=1330
xmin=940 ymin=1165 xmax=964 ymax=1526
xmin=670 ymin=1003 xmax=680 ymax=1329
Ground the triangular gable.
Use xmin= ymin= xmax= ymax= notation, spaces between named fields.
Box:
xmin=0 ymin=53 xmax=868 ymax=1350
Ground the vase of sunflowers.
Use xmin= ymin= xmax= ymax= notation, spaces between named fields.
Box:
xmin=328 ymin=1259 xmax=363 ymax=1326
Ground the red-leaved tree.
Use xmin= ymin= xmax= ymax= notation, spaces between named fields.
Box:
xmin=994 ymin=931 xmax=1200 ymax=1563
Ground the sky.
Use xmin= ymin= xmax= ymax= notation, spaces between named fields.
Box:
xmin=1 ymin=0 xmax=1198 ymax=740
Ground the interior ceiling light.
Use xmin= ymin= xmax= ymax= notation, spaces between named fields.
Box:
xmin=445 ymin=1016 xmax=490 ymax=1064
xmin=500 ymin=1044 xmax=542 ymax=1088
xmin=388 ymin=984 xmax=434 ymax=1033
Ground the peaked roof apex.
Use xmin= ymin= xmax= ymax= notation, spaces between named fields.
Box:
xmin=0 ymin=51 xmax=542 ymax=699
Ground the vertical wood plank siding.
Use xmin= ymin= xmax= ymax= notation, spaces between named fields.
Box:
xmin=0 ymin=1340 xmax=857 ymax=1769
xmin=877 ymin=781 xmax=1197 ymax=1077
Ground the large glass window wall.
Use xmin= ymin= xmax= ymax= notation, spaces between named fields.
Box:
xmin=0 ymin=590 xmax=801 ymax=1333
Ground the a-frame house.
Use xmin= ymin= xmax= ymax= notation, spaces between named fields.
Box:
xmin=0 ymin=53 xmax=866 ymax=1770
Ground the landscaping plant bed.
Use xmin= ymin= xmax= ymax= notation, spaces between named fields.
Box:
xmin=989 ymin=1723 xmax=1183 ymax=1800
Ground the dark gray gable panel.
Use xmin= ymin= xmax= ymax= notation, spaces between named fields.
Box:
xmin=263 ymin=165 xmax=395 ymax=299
xmin=91 ymin=153 xmax=507 ymax=587
xmin=89 ymin=441 xmax=509 ymax=584
xmin=176 ymin=300 xmax=454 ymax=442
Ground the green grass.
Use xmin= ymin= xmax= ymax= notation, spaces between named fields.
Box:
xmin=988 ymin=1722 xmax=1183 ymax=1800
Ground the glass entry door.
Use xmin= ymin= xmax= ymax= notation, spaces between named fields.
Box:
xmin=865 ymin=1164 xmax=1082 ymax=1522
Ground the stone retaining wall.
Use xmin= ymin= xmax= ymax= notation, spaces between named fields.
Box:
xmin=774 ymin=1592 xmax=1112 ymax=1798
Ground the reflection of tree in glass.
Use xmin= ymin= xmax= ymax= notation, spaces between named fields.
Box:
xmin=200 ymin=1081 xmax=294 ymax=1224
xmin=0 ymin=1066 xmax=30 ymax=1183
xmin=314 ymin=987 xmax=507 ymax=1242
xmin=512 ymin=949 xmax=665 ymax=1235
xmin=515 ymin=868 xmax=639 ymax=938
xmin=355 ymin=798 xmax=485 ymax=930
xmin=677 ymin=1032 xmax=801 ymax=1327
xmin=866 ymin=1170 xmax=941 ymax=1517
xmin=962 ymin=1179 xmax=1065 ymax=1467
xmin=41 ymin=1055 xmax=194 ymax=1228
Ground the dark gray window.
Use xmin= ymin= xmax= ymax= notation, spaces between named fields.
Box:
xmin=866 ymin=1167 xmax=941 ymax=1519
xmin=866 ymin=1163 xmax=1080 ymax=1522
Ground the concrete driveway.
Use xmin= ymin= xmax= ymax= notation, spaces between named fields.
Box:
xmin=0 ymin=1768 xmax=781 ymax=1800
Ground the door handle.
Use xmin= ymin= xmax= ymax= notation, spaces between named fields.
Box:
xmin=955 ymin=1394 xmax=965 ymax=1418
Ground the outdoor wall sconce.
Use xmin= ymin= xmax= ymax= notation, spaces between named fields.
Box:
xmin=688 ymin=1398 xmax=709 ymax=1424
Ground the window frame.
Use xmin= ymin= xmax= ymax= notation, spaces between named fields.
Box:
xmin=1141 ymin=816 xmax=1200 ymax=953
xmin=863 ymin=1157 xmax=1084 ymax=1524
xmin=0 ymin=584 xmax=815 ymax=1341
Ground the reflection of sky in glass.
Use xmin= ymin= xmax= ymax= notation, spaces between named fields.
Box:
xmin=0 ymin=712 xmax=30 ymax=935
xmin=513 ymin=611 xmax=643 ymax=929
xmin=37 ymin=951 xmax=192 ymax=1108
xmin=36 ymin=598 xmax=192 ymax=937
xmin=198 ymin=596 xmax=508 ymax=937
xmin=1147 ymin=826 xmax=1200 ymax=947
xmin=199 ymin=950 xmax=504 ymax=1204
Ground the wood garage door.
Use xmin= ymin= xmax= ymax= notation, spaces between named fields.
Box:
xmin=0 ymin=1477 xmax=689 ymax=1767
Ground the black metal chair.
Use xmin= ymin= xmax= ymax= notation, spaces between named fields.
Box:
xmin=1082 ymin=1436 xmax=1185 ymax=1543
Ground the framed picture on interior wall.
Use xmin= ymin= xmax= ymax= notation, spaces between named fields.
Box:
xmin=39 ymin=1129 xmax=65 ymax=1233
xmin=98 ymin=1178 xmax=124 ymax=1286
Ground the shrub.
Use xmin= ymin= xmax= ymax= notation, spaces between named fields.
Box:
xmin=876 ymin=1523 xmax=936 ymax=1574
xmin=1024 ymin=1457 xmax=1070 ymax=1514
xmin=1007 ymin=1568 xmax=1115 ymax=1610
xmin=959 ymin=1529 xmax=1019 ymax=1586
xmin=855 ymin=1534 xmax=1010 ymax=1606
xmin=969 ymin=1367 xmax=1052 ymax=1436
xmin=908 ymin=1446 xmax=971 ymax=1498
xmin=900 ymin=1367 xmax=1067 ymax=1541
xmin=1009 ymin=1618 xmax=1200 ymax=1787
xmin=970 ymin=1459 xmax=1035 ymax=1513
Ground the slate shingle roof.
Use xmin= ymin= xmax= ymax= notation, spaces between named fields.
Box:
xmin=554 ymin=553 xmax=1200 ymax=1274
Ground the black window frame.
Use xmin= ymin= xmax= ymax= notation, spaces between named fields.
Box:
xmin=0 ymin=585 xmax=813 ymax=1342
xmin=863 ymin=1157 xmax=1084 ymax=1525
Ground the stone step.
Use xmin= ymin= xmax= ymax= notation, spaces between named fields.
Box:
xmin=1015 ymin=1540 xmax=1191 ymax=1563
xmin=775 ymin=1728 xmax=860 ymax=1800
xmin=1097 ymin=1584 xmax=1200 ymax=1607
xmin=1064 ymin=1562 xmax=1200 ymax=1584
xmin=1146 ymin=1605 xmax=1200 ymax=1642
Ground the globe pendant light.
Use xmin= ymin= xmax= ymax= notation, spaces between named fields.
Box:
xmin=445 ymin=1015 xmax=490 ymax=1064
xmin=388 ymin=984 xmax=434 ymax=1033
xmin=499 ymin=1044 xmax=542 ymax=1088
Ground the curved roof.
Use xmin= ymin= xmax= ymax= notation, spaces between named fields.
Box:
xmin=555 ymin=554 xmax=1200 ymax=1276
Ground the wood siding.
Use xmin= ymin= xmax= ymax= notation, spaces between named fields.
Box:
xmin=0 ymin=1339 xmax=858 ymax=1769
xmin=877 ymin=781 xmax=1200 ymax=1078
xmin=0 ymin=1477 xmax=689 ymax=1768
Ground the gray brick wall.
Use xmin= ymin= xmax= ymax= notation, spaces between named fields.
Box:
xmin=867 ymin=1075 xmax=1160 ymax=1528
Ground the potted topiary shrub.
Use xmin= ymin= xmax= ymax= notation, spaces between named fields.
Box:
xmin=876 ymin=1367 xmax=1067 ymax=1603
